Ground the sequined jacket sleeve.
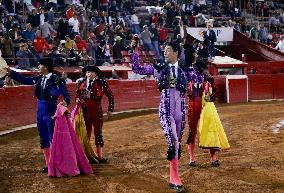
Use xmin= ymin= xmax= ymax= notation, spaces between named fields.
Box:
xmin=102 ymin=79 xmax=114 ymax=112
xmin=131 ymin=52 xmax=155 ymax=75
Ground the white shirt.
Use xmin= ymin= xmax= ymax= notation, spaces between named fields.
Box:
xmin=68 ymin=17 xmax=80 ymax=33
xmin=86 ymin=78 xmax=94 ymax=90
xmin=275 ymin=40 xmax=284 ymax=53
xmin=131 ymin=14 xmax=139 ymax=25
xmin=41 ymin=73 xmax=52 ymax=88
xmin=40 ymin=13 xmax=45 ymax=26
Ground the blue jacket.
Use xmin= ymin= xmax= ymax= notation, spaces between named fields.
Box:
xmin=9 ymin=71 xmax=70 ymax=105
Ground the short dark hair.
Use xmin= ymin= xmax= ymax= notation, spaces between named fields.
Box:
xmin=39 ymin=58 xmax=54 ymax=72
xmin=164 ymin=42 xmax=181 ymax=57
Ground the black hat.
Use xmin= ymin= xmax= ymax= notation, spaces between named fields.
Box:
xmin=38 ymin=58 xmax=54 ymax=72
xmin=85 ymin=66 xmax=103 ymax=77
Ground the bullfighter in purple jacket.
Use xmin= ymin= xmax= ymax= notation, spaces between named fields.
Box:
xmin=131 ymin=42 xmax=199 ymax=192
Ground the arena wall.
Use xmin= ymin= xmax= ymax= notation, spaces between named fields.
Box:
xmin=1 ymin=75 xmax=284 ymax=130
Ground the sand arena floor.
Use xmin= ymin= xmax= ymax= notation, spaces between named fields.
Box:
xmin=0 ymin=102 xmax=284 ymax=193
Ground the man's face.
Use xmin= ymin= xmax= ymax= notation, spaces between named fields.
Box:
xmin=38 ymin=64 xmax=48 ymax=74
xmin=86 ymin=71 xmax=97 ymax=80
xmin=164 ymin=45 xmax=178 ymax=63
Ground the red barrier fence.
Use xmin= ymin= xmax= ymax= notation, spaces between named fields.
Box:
xmin=0 ymin=80 xmax=160 ymax=131
xmin=1 ymin=74 xmax=284 ymax=131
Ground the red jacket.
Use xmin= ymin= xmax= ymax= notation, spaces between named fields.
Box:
xmin=34 ymin=37 xmax=49 ymax=53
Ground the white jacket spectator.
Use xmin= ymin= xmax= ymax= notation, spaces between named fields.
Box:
xmin=68 ymin=15 xmax=80 ymax=33
xmin=275 ymin=38 xmax=284 ymax=53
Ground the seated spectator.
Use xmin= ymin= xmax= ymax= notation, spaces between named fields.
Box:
xmin=75 ymin=35 xmax=88 ymax=53
xmin=34 ymin=31 xmax=50 ymax=57
xmin=62 ymin=72 xmax=73 ymax=84
xmin=16 ymin=43 xmax=32 ymax=69
xmin=67 ymin=48 xmax=80 ymax=66
xmin=48 ymin=47 xmax=66 ymax=66
xmin=79 ymin=48 xmax=93 ymax=66
xmin=65 ymin=35 xmax=77 ymax=51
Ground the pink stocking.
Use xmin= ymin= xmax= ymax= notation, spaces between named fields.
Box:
xmin=169 ymin=158 xmax=182 ymax=185
xmin=188 ymin=143 xmax=195 ymax=162
xmin=97 ymin=146 xmax=103 ymax=160
xmin=43 ymin=147 xmax=50 ymax=166
xmin=210 ymin=149 xmax=217 ymax=161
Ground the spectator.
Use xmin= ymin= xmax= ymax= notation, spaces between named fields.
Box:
xmin=75 ymin=35 xmax=88 ymax=53
xmin=40 ymin=18 xmax=54 ymax=42
xmin=23 ymin=23 xmax=36 ymax=41
xmin=67 ymin=48 xmax=80 ymax=66
xmin=258 ymin=25 xmax=268 ymax=44
xmin=27 ymin=8 xmax=40 ymax=28
xmin=0 ymin=33 xmax=14 ymax=64
xmin=79 ymin=48 xmax=93 ymax=66
xmin=96 ymin=41 xmax=106 ymax=66
xmin=68 ymin=14 xmax=80 ymax=37
xmin=65 ymin=35 xmax=77 ymax=50
xmin=150 ymin=23 xmax=160 ymax=57
xmin=16 ymin=43 xmax=32 ymax=69
xmin=62 ymin=72 xmax=73 ymax=84
xmin=275 ymin=35 xmax=284 ymax=53
xmin=131 ymin=11 xmax=140 ymax=34
xmin=113 ymin=36 xmax=125 ymax=64
xmin=34 ymin=31 xmax=50 ymax=56
xmin=140 ymin=25 xmax=153 ymax=51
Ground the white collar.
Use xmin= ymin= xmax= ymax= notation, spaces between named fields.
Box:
xmin=43 ymin=73 xmax=52 ymax=79
xmin=169 ymin=61 xmax=178 ymax=68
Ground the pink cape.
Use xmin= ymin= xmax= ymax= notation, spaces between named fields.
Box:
xmin=48 ymin=103 xmax=93 ymax=177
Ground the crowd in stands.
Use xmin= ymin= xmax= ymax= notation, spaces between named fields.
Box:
xmin=0 ymin=0 xmax=284 ymax=80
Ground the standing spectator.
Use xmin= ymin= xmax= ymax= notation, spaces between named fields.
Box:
xmin=68 ymin=14 xmax=80 ymax=38
xmin=40 ymin=18 xmax=54 ymax=43
xmin=57 ymin=19 xmax=69 ymax=40
xmin=150 ymin=23 xmax=160 ymax=58
xmin=131 ymin=11 xmax=140 ymax=34
xmin=23 ymin=23 xmax=36 ymax=41
xmin=96 ymin=41 xmax=106 ymax=66
xmin=27 ymin=8 xmax=40 ymax=28
xmin=205 ymin=22 xmax=217 ymax=59
xmin=158 ymin=22 xmax=169 ymax=45
xmin=275 ymin=35 xmax=284 ymax=53
xmin=140 ymin=25 xmax=153 ymax=51
xmin=258 ymin=25 xmax=268 ymax=44
xmin=112 ymin=36 xmax=125 ymax=64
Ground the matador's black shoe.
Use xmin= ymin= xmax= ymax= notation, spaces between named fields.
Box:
xmin=42 ymin=167 xmax=48 ymax=173
xmin=168 ymin=183 xmax=185 ymax=193
xmin=189 ymin=161 xmax=197 ymax=167
xmin=211 ymin=160 xmax=220 ymax=167
xmin=98 ymin=157 xmax=108 ymax=164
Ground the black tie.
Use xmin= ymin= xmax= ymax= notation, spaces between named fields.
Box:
xmin=87 ymin=80 xmax=93 ymax=90
xmin=171 ymin=66 xmax=176 ymax=79
xmin=41 ymin=76 xmax=46 ymax=88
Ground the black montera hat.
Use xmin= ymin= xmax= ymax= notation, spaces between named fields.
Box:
xmin=85 ymin=66 xmax=103 ymax=77
xmin=38 ymin=58 xmax=54 ymax=72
